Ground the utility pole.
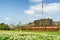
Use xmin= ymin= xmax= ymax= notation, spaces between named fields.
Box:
xmin=19 ymin=21 xmax=21 ymax=32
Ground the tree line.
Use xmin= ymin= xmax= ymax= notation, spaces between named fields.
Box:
xmin=0 ymin=21 xmax=60 ymax=30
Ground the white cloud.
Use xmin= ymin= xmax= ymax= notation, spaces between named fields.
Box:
xmin=29 ymin=0 xmax=42 ymax=2
xmin=43 ymin=3 xmax=60 ymax=14
xmin=5 ymin=17 xmax=11 ymax=21
xmin=30 ymin=3 xmax=44 ymax=11
xmin=45 ymin=16 xmax=52 ymax=19
xmin=24 ymin=3 xmax=60 ymax=21
xmin=24 ymin=10 xmax=35 ymax=14
xmin=24 ymin=3 xmax=60 ymax=15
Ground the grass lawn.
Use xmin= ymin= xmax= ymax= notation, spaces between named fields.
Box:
xmin=0 ymin=30 xmax=60 ymax=40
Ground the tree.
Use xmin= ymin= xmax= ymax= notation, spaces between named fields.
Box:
xmin=0 ymin=23 xmax=9 ymax=30
xmin=53 ymin=21 xmax=60 ymax=26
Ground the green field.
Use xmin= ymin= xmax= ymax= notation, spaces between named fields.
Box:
xmin=0 ymin=30 xmax=60 ymax=40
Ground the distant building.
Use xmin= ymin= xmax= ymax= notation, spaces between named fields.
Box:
xmin=34 ymin=18 xmax=53 ymax=27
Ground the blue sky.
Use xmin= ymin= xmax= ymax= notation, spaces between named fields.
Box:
xmin=0 ymin=0 xmax=60 ymax=24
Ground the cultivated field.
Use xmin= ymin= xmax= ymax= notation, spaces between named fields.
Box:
xmin=0 ymin=30 xmax=60 ymax=40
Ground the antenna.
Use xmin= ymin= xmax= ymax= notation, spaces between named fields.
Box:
xmin=42 ymin=0 xmax=44 ymax=19
xmin=41 ymin=0 xmax=44 ymax=26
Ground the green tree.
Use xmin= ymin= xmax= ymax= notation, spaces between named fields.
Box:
xmin=0 ymin=23 xmax=9 ymax=30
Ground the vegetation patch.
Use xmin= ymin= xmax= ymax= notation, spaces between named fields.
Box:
xmin=0 ymin=30 xmax=60 ymax=40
